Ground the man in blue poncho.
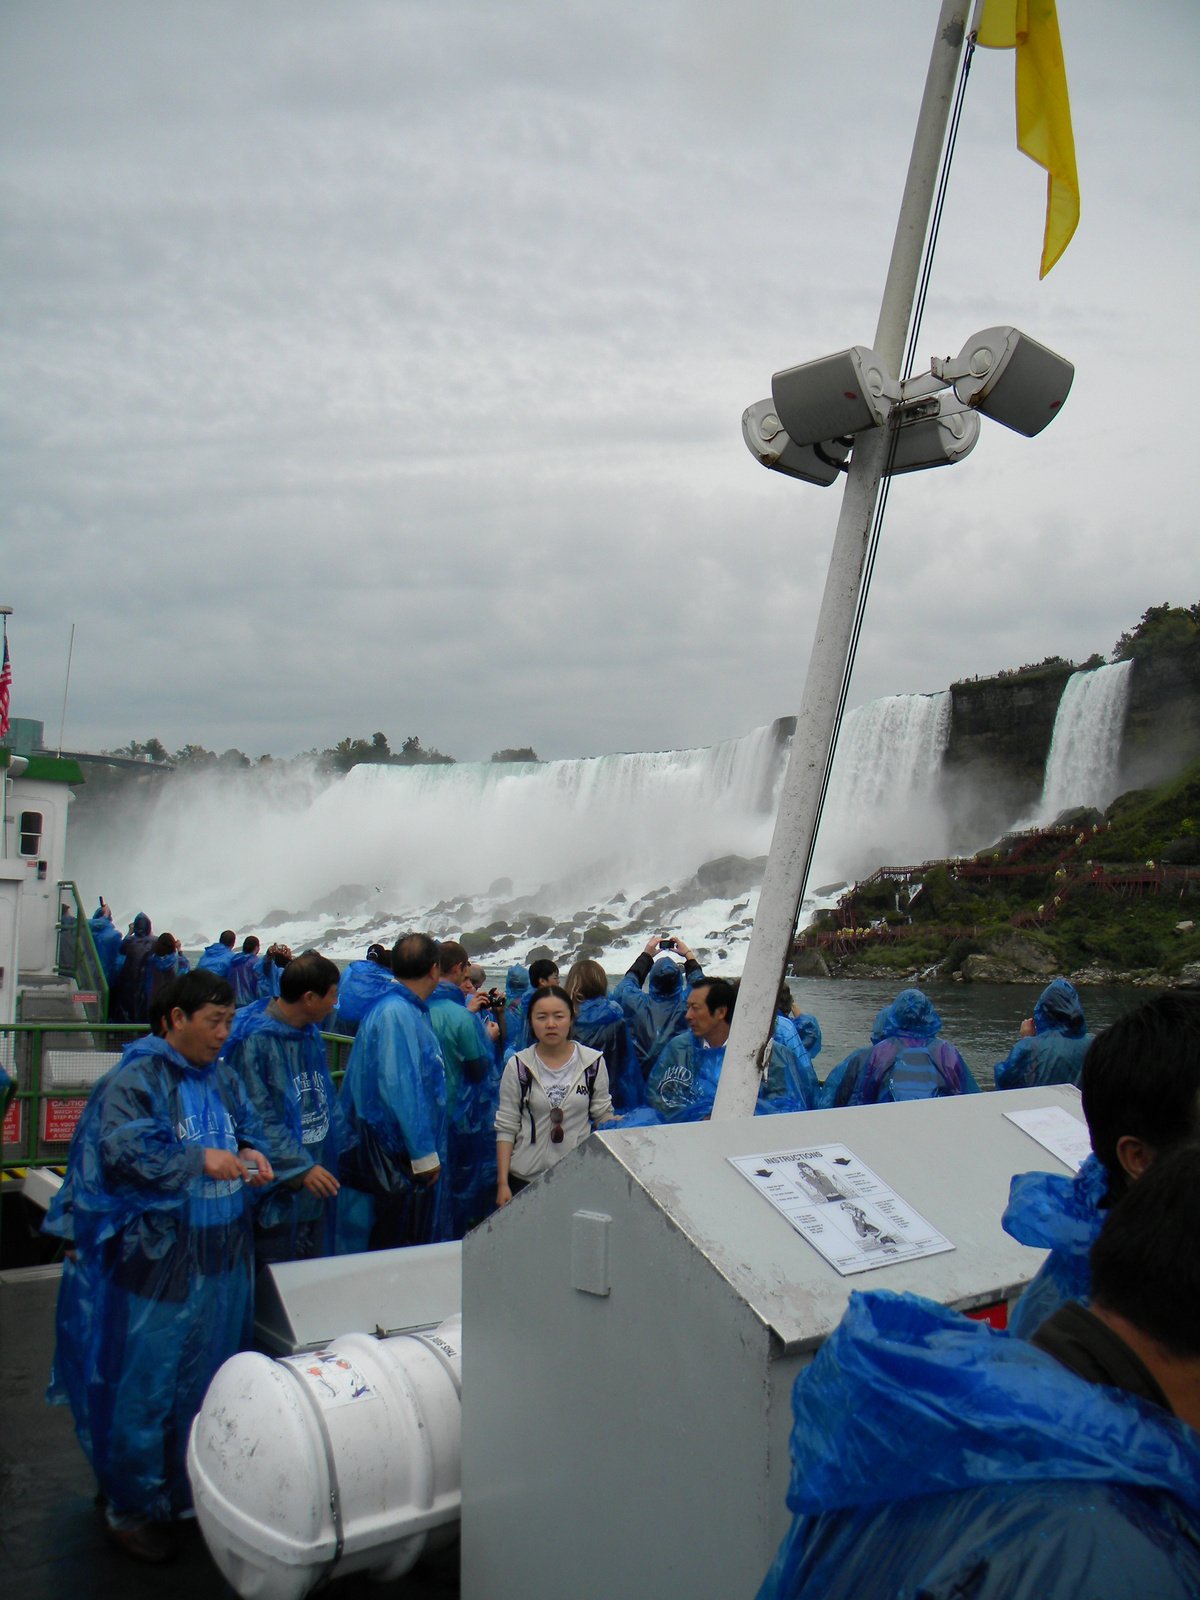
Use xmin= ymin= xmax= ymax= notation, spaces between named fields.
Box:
xmin=428 ymin=940 xmax=500 ymax=1237
xmin=503 ymin=962 xmax=530 ymax=1045
xmin=1005 ymin=990 xmax=1200 ymax=1338
xmin=848 ymin=989 xmax=978 ymax=1104
xmin=994 ymin=978 xmax=1093 ymax=1089
xmin=757 ymin=1143 xmax=1200 ymax=1600
xmin=615 ymin=935 xmax=704 ymax=1082
xmin=89 ymin=899 xmax=124 ymax=986
xmin=144 ymin=932 xmax=190 ymax=1016
xmin=818 ymin=1007 xmax=890 ymax=1108
xmin=220 ymin=951 xmax=348 ymax=1265
xmin=338 ymin=932 xmax=450 ymax=1250
xmin=42 ymin=968 xmax=274 ymax=1565
xmin=197 ymin=929 xmax=236 ymax=976
xmin=773 ymin=985 xmax=821 ymax=1109
xmin=228 ymin=935 xmax=290 ymax=1007
xmin=330 ymin=943 xmax=396 ymax=1036
xmin=109 ymin=912 xmax=156 ymax=1022
xmin=646 ymin=978 xmax=812 ymax=1120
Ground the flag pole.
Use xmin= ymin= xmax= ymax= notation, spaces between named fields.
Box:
xmin=712 ymin=0 xmax=973 ymax=1119
xmin=0 ymin=606 xmax=11 ymax=860
xmin=57 ymin=622 xmax=75 ymax=760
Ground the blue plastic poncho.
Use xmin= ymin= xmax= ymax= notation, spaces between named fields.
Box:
xmin=573 ymin=996 xmax=643 ymax=1111
xmin=43 ymin=1034 xmax=266 ymax=1526
xmin=228 ymin=950 xmax=283 ymax=1007
xmin=818 ymin=1007 xmax=889 ymax=1109
xmin=1003 ymin=1153 xmax=1109 ymax=1339
xmin=794 ymin=1012 xmax=822 ymax=1059
xmin=109 ymin=924 xmax=156 ymax=1023
xmin=503 ymin=964 xmax=530 ymax=1044
xmin=646 ymin=1019 xmax=811 ymax=1122
xmin=758 ymin=1289 xmax=1200 ymax=1600
xmin=772 ymin=1016 xmax=821 ymax=1109
xmin=89 ymin=910 xmax=124 ymax=985
xmin=337 ymin=984 xmax=450 ymax=1251
xmin=144 ymin=949 xmax=190 ymax=1013
xmin=994 ymin=979 xmax=1093 ymax=1090
xmin=428 ymin=982 xmax=498 ymax=1238
xmin=197 ymin=941 xmax=235 ymax=977
xmin=220 ymin=999 xmax=351 ymax=1263
xmin=850 ymin=990 xmax=978 ymax=1104
xmin=615 ymin=957 xmax=691 ymax=1080
xmin=332 ymin=958 xmax=397 ymax=1034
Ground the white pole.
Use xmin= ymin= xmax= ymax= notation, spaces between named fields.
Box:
xmin=57 ymin=622 xmax=75 ymax=759
xmin=712 ymin=0 xmax=971 ymax=1119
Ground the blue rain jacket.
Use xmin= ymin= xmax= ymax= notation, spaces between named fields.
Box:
xmin=220 ymin=1000 xmax=350 ymax=1259
xmin=197 ymin=941 xmax=235 ymax=977
xmin=819 ymin=1008 xmax=890 ymax=1109
xmin=794 ymin=1012 xmax=822 ymax=1059
xmin=850 ymin=990 xmax=978 ymax=1104
xmin=503 ymin=964 xmax=530 ymax=1044
xmin=332 ymin=959 xmax=397 ymax=1034
xmin=89 ymin=912 xmax=124 ymax=985
xmin=228 ymin=951 xmax=283 ymax=1007
xmin=109 ymin=931 xmax=156 ymax=1023
xmin=615 ymin=957 xmax=691 ymax=1080
xmin=757 ymin=1289 xmax=1200 ymax=1600
xmin=338 ymin=984 xmax=450 ymax=1247
xmin=1003 ymin=1153 xmax=1109 ymax=1339
xmin=646 ymin=1018 xmax=811 ymax=1122
xmin=772 ymin=1016 xmax=821 ymax=1109
xmin=573 ymin=996 xmax=643 ymax=1111
xmin=428 ymin=982 xmax=498 ymax=1238
xmin=994 ymin=979 xmax=1093 ymax=1090
xmin=42 ymin=1034 xmax=265 ymax=1523
xmin=144 ymin=950 xmax=190 ymax=1013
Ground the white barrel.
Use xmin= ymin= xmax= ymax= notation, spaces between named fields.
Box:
xmin=187 ymin=1315 xmax=462 ymax=1600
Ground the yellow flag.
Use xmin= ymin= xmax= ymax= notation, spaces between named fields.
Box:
xmin=978 ymin=0 xmax=1079 ymax=278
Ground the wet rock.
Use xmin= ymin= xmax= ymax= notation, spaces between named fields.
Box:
xmin=790 ymin=948 xmax=832 ymax=979
xmin=696 ymin=855 xmax=768 ymax=898
xmin=1177 ymin=962 xmax=1200 ymax=989
xmin=525 ymin=916 xmax=553 ymax=937
xmin=308 ymin=883 xmax=369 ymax=916
xmin=488 ymin=877 xmax=514 ymax=897
xmin=526 ymin=944 xmax=555 ymax=963
xmin=485 ymin=920 xmax=510 ymax=935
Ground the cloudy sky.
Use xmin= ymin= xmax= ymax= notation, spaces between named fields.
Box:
xmin=3 ymin=0 xmax=1197 ymax=764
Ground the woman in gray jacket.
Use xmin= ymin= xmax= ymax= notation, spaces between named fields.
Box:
xmin=495 ymin=985 xmax=615 ymax=1206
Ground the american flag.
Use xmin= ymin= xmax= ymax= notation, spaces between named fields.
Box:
xmin=0 ymin=636 xmax=10 ymax=740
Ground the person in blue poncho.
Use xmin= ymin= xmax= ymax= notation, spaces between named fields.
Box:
xmin=818 ymin=1007 xmax=890 ymax=1108
xmin=615 ymin=936 xmax=704 ymax=1083
xmin=338 ymin=932 xmax=450 ymax=1251
xmin=848 ymin=989 xmax=978 ymax=1104
xmin=503 ymin=962 xmax=530 ymax=1045
xmin=109 ymin=912 xmax=156 ymax=1022
xmin=994 ymin=977 xmax=1093 ymax=1090
xmin=88 ymin=899 xmax=124 ymax=986
xmin=144 ymin=932 xmax=190 ymax=1016
xmin=1005 ymin=990 xmax=1200 ymax=1339
xmin=646 ymin=978 xmax=811 ymax=1121
xmin=793 ymin=1010 xmax=822 ymax=1061
xmin=772 ymin=985 xmax=821 ymax=1110
xmin=563 ymin=958 xmax=643 ymax=1110
xmin=757 ymin=1143 xmax=1200 ymax=1600
xmin=42 ymin=968 xmax=273 ymax=1565
xmin=197 ymin=929 xmax=236 ymax=977
xmin=220 ymin=951 xmax=348 ymax=1265
xmin=503 ymin=956 xmax=560 ymax=1060
xmin=329 ymin=944 xmax=396 ymax=1036
xmin=427 ymin=940 xmax=501 ymax=1238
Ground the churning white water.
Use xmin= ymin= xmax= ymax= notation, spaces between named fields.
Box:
xmin=1038 ymin=661 xmax=1133 ymax=820
xmin=70 ymin=696 xmax=958 ymax=944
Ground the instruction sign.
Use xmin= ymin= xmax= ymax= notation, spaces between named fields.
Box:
xmin=729 ymin=1142 xmax=954 ymax=1277
xmin=1003 ymin=1105 xmax=1090 ymax=1174
xmin=285 ymin=1350 xmax=376 ymax=1410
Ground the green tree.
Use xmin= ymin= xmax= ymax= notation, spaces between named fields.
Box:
xmin=1113 ymin=603 xmax=1200 ymax=661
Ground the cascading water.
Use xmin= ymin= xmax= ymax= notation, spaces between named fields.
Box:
xmin=1038 ymin=661 xmax=1133 ymax=821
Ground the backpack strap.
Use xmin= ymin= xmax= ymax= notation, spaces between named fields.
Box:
xmin=516 ymin=1057 xmax=536 ymax=1144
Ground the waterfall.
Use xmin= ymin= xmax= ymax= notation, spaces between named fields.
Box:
xmin=813 ymin=692 xmax=953 ymax=879
xmin=1038 ymin=660 xmax=1133 ymax=820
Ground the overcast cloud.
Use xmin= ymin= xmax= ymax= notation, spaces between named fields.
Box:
xmin=2 ymin=0 xmax=1198 ymax=763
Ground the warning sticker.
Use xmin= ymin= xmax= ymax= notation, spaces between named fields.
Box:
xmin=729 ymin=1142 xmax=954 ymax=1277
xmin=286 ymin=1351 xmax=376 ymax=1409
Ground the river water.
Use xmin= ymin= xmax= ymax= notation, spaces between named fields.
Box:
xmin=784 ymin=979 xmax=1148 ymax=1090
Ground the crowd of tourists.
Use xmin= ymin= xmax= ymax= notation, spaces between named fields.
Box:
xmin=38 ymin=917 xmax=1200 ymax=1588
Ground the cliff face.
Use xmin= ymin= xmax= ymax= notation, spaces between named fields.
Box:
xmin=1122 ymin=643 xmax=1200 ymax=790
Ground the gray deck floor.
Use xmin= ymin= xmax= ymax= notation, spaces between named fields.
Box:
xmin=0 ymin=1266 xmax=460 ymax=1600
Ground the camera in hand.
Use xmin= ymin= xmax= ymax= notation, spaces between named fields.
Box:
xmin=659 ymin=936 xmax=677 ymax=950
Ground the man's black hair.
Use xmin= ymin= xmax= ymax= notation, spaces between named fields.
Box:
xmin=1082 ymin=992 xmax=1200 ymax=1195
xmin=149 ymin=977 xmax=178 ymax=1037
xmin=528 ymin=958 xmax=559 ymax=988
xmin=1090 ymin=1140 xmax=1200 ymax=1359
xmin=693 ymin=977 xmax=738 ymax=1021
xmin=366 ymin=943 xmax=393 ymax=970
xmin=219 ymin=930 xmax=236 ymax=948
xmin=242 ymin=935 xmax=260 ymax=955
xmin=165 ymin=968 xmax=235 ymax=1020
xmin=279 ymin=952 xmax=341 ymax=1003
xmin=438 ymin=941 xmax=469 ymax=975
xmin=154 ymin=932 xmax=177 ymax=958
xmin=392 ymin=932 xmax=440 ymax=980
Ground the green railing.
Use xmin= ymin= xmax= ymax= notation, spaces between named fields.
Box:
xmin=1 ymin=1021 xmax=356 ymax=1174
xmin=54 ymin=880 xmax=109 ymax=1023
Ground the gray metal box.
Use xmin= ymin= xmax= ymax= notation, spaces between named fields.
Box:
xmin=462 ymin=1085 xmax=1084 ymax=1600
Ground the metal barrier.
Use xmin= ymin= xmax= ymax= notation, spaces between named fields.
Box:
xmin=54 ymin=879 xmax=110 ymax=1023
xmin=1 ymin=1022 xmax=356 ymax=1174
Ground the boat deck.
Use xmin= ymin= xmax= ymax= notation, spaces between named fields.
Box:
xmin=0 ymin=1266 xmax=460 ymax=1599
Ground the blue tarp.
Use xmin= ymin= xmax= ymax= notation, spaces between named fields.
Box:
xmin=573 ymin=995 xmax=643 ymax=1111
xmin=849 ymin=990 xmax=978 ymax=1103
xmin=43 ymin=1035 xmax=266 ymax=1525
xmin=1003 ymin=1152 xmax=1109 ymax=1339
xmin=220 ymin=999 xmax=350 ymax=1261
xmin=330 ymin=958 xmax=396 ymax=1034
xmin=337 ymin=985 xmax=450 ymax=1250
xmin=614 ymin=957 xmax=691 ymax=1080
xmin=995 ymin=978 xmax=1094 ymax=1090
xmin=428 ymin=982 xmax=499 ymax=1237
xmin=757 ymin=1289 xmax=1200 ymax=1600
